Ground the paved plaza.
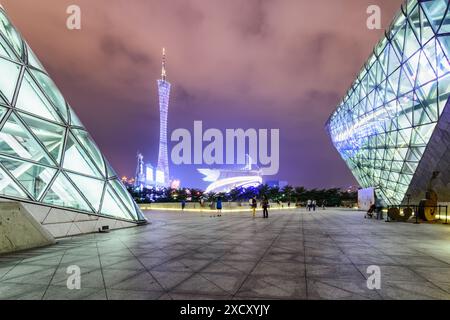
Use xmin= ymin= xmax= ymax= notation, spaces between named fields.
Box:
xmin=1 ymin=209 xmax=450 ymax=300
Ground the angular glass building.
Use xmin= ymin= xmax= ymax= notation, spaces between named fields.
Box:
xmin=0 ymin=6 xmax=146 ymax=231
xmin=327 ymin=0 xmax=450 ymax=205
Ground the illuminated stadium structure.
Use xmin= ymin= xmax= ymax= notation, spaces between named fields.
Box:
xmin=199 ymin=156 xmax=263 ymax=193
xmin=0 ymin=6 xmax=146 ymax=237
xmin=327 ymin=0 xmax=450 ymax=205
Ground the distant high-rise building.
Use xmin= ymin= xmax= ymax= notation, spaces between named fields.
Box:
xmin=135 ymin=153 xmax=145 ymax=188
xmin=156 ymin=48 xmax=171 ymax=187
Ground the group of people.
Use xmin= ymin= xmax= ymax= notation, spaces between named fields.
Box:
xmin=306 ymin=200 xmax=317 ymax=211
xmin=211 ymin=197 xmax=269 ymax=218
xmin=181 ymin=196 xmax=271 ymax=219
xmin=250 ymin=196 xmax=270 ymax=219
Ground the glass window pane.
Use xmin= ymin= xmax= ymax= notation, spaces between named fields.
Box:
xmin=72 ymin=129 xmax=105 ymax=176
xmin=0 ymin=113 xmax=53 ymax=166
xmin=100 ymin=184 xmax=133 ymax=220
xmin=0 ymin=165 xmax=29 ymax=199
xmin=69 ymin=106 xmax=84 ymax=127
xmin=42 ymin=171 xmax=93 ymax=212
xmin=106 ymin=160 xmax=118 ymax=178
xmin=421 ymin=0 xmax=448 ymax=33
xmin=67 ymin=173 xmax=104 ymax=212
xmin=26 ymin=43 xmax=45 ymax=71
xmin=110 ymin=179 xmax=137 ymax=219
xmin=0 ymin=105 xmax=6 ymax=122
xmin=19 ymin=112 xmax=66 ymax=164
xmin=30 ymin=69 xmax=68 ymax=122
xmin=0 ymin=57 xmax=21 ymax=103
xmin=63 ymin=133 xmax=102 ymax=178
xmin=16 ymin=71 xmax=63 ymax=123
xmin=0 ymin=155 xmax=56 ymax=200
xmin=0 ymin=34 xmax=17 ymax=61
xmin=0 ymin=9 xmax=23 ymax=58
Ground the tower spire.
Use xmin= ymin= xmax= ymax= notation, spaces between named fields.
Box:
xmin=161 ymin=47 xmax=167 ymax=81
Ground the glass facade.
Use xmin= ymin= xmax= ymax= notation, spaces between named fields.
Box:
xmin=327 ymin=0 xmax=450 ymax=205
xmin=0 ymin=7 xmax=145 ymax=222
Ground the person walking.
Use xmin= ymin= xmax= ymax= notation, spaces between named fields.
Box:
xmin=262 ymin=196 xmax=269 ymax=219
xmin=181 ymin=199 xmax=186 ymax=211
xmin=251 ymin=197 xmax=257 ymax=218
xmin=216 ymin=197 xmax=223 ymax=217
xmin=307 ymin=200 xmax=312 ymax=211
xmin=312 ymin=200 xmax=317 ymax=211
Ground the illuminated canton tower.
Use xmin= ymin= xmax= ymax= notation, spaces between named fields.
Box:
xmin=156 ymin=48 xmax=171 ymax=187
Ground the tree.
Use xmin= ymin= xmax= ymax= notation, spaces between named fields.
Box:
xmin=282 ymin=185 xmax=294 ymax=202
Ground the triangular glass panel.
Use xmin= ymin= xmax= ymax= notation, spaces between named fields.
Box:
xmin=19 ymin=112 xmax=66 ymax=164
xmin=100 ymin=184 xmax=133 ymax=220
xmin=419 ymin=6 xmax=436 ymax=45
xmin=0 ymin=33 xmax=17 ymax=61
xmin=404 ymin=20 xmax=421 ymax=59
xmin=0 ymin=9 xmax=23 ymax=58
xmin=42 ymin=171 xmax=93 ymax=212
xmin=68 ymin=105 xmax=84 ymax=127
xmin=106 ymin=160 xmax=118 ymax=178
xmin=416 ymin=91 xmax=439 ymax=122
xmin=30 ymin=69 xmax=68 ymax=123
xmin=387 ymin=43 xmax=401 ymax=76
xmin=408 ymin=2 xmax=421 ymax=41
xmin=421 ymin=0 xmax=448 ymax=33
xmin=422 ymin=39 xmax=438 ymax=76
xmin=388 ymin=67 xmax=401 ymax=95
xmin=389 ymin=10 xmax=406 ymax=40
xmin=0 ymin=57 xmax=21 ymax=103
xmin=391 ymin=23 xmax=406 ymax=62
xmin=438 ymin=73 xmax=450 ymax=116
xmin=417 ymin=52 xmax=437 ymax=87
xmin=436 ymin=39 xmax=450 ymax=77
xmin=63 ymin=133 xmax=103 ymax=178
xmin=25 ymin=43 xmax=45 ymax=72
xmin=0 ymin=155 xmax=56 ymax=200
xmin=413 ymin=105 xmax=432 ymax=126
xmin=0 ymin=113 xmax=53 ymax=166
xmin=437 ymin=36 xmax=450 ymax=65
xmin=16 ymin=70 xmax=64 ymax=124
xmin=379 ymin=45 xmax=390 ymax=76
xmin=0 ymin=105 xmax=7 ymax=122
xmin=404 ymin=51 xmax=420 ymax=86
xmin=72 ymin=129 xmax=106 ymax=177
xmin=438 ymin=7 xmax=450 ymax=34
xmin=67 ymin=172 xmax=104 ymax=212
xmin=109 ymin=179 xmax=138 ymax=220
xmin=398 ymin=65 xmax=414 ymax=95
xmin=385 ymin=80 xmax=397 ymax=103
xmin=0 ymin=165 xmax=29 ymax=199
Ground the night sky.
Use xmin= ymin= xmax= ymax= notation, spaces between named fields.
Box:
xmin=2 ymin=0 xmax=403 ymax=189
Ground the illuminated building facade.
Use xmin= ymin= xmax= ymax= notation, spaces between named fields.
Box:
xmin=0 ymin=6 xmax=146 ymax=236
xmin=199 ymin=156 xmax=263 ymax=193
xmin=327 ymin=0 xmax=450 ymax=205
xmin=135 ymin=153 xmax=145 ymax=188
xmin=156 ymin=48 xmax=171 ymax=187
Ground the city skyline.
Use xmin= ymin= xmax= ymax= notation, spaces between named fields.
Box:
xmin=0 ymin=0 xmax=404 ymax=189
